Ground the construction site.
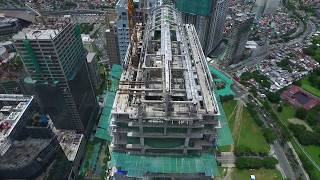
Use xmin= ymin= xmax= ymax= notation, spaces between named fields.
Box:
xmin=0 ymin=94 xmax=60 ymax=179
xmin=0 ymin=52 xmax=25 ymax=94
xmin=107 ymin=4 xmax=223 ymax=179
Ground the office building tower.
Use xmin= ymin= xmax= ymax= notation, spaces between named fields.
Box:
xmin=225 ymin=13 xmax=254 ymax=65
xmin=0 ymin=17 xmax=21 ymax=36
xmin=0 ymin=94 xmax=60 ymax=179
xmin=0 ymin=94 xmax=85 ymax=179
xmin=105 ymin=21 xmax=120 ymax=65
xmin=174 ymin=0 xmax=228 ymax=56
xmin=13 ymin=20 xmax=98 ymax=133
xmin=108 ymin=6 xmax=220 ymax=179
xmin=116 ymin=0 xmax=137 ymax=64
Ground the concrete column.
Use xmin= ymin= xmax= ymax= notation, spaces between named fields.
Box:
xmin=184 ymin=137 xmax=189 ymax=147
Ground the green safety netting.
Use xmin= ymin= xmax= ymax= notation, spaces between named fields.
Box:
xmin=79 ymin=142 xmax=101 ymax=175
xmin=95 ymin=64 xmax=121 ymax=141
xmin=95 ymin=127 xmax=111 ymax=141
xmin=110 ymin=152 xmax=219 ymax=177
xmin=209 ymin=66 xmax=235 ymax=97
xmin=95 ymin=91 xmax=115 ymax=140
xmin=208 ymin=66 xmax=234 ymax=146
xmin=109 ymin=77 xmax=119 ymax=92
xmin=175 ymin=0 xmax=212 ymax=16
xmin=90 ymin=143 xmax=101 ymax=167
xmin=110 ymin=64 xmax=122 ymax=79
xmin=215 ymin=93 xmax=234 ymax=146
xmin=108 ymin=64 xmax=122 ymax=92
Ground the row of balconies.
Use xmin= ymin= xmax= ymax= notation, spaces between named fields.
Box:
xmin=126 ymin=131 xmax=203 ymax=138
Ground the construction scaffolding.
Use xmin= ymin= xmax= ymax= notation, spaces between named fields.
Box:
xmin=95 ymin=64 xmax=122 ymax=141
xmin=108 ymin=5 xmax=222 ymax=178
xmin=174 ymin=0 xmax=212 ymax=16
xmin=95 ymin=91 xmax=115 ymax=141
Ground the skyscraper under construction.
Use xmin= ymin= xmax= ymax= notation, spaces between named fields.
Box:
xmin=174 ymin=0 xmax=228 ymax=56
xmin=108 ymin=5 xmax=221 ymax=179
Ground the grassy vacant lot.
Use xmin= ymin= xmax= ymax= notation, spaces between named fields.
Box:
xmin=288 ymin=118 xmax=313 ymax=131
xmin=222 ymin=99 xmax=269 ymax=153
xmin=231 ymin=168 xmax=283 ymax=180
xmin=236 ymin=108 xmax=270 ymax=153
xmin=277 ymin=103 xmax=295 ymax=124
xmin=220 ymin=100 xmax=237 ymax=152
xmin=304 ymin=145 xmax=320 ymax=165
xmin=300 ymin=78 xmax=320 ymax=97
xmin=222 ymin=100 xmax=237 ymax=130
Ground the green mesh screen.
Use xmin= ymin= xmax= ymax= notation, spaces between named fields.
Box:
xmin=95 ymin=64 xmax=122 ymax=140
xmin=208 ymin=65 xmax=234 ymax=146
xmin=110 ymin=152 xmax=219 ymax=177
xmin=175 ymin=0 xmax=212 ymax=16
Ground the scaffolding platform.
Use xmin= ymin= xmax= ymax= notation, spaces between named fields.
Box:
xmin=209 ymin=66 xmax=235 ymax=97
xmin=95 ymin=91 xmax=115 ymax=141
xmin=108 ymin=64 xmax=122 ymax=93
xmin=95 ymin=64 xmax=121 ymax=141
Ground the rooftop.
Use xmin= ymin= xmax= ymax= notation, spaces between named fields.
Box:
xmin=0 ymin=54 xmax=24 ymax=81
xmin=0 ymin=94 xmax=33 ymax=141
xmin=55 ymin=129 xmax=83 ymax=161
xmin=86 ymin=52 xmax=96 ymax=63
xmin=48 ymin=120 xmax=84 ymax=161
xmin=12 ymin=17 xmax=72 ymax=40
xmin=114 ymin=6 xmax=219 ymax=118
xmin=0 ymin=138 xmax=51 ymax=169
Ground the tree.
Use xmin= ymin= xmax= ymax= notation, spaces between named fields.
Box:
xmin=267 ymin=92 xmax=281 ymax=104
xmin=295 ymin=108 xmax=307 ymax=119
xmin=292 ymin=80 xmax=301 ymax=86
xmin=277 ymin=105 xmax=283 ymax=112
xmin=249 ymin=87 xmax=258 ymax=97
xmin=263 ymin=128 xmax=277 ymax=143
xmin=289 ymin=124 xmax=320 ymax=146
xmin=309 ymin=70 xmax=320 ymax=88
xmin=235 ymin=157 xmax=278 ymax=169
xmin=306 ymin=105 xmax=320 ymax=126
xmin=221 ymin=95 xmax=234 ymax=102
xmin=240 ymin=71 xmax=253 ymax=81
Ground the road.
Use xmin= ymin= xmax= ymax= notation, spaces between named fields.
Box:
xmin=272 ymin=142 xmax=296 ymax=180
xmin=246 ymin=95 xmax=296 ymax=180
xmin=214 ymin=64 xmax=297 ymax=179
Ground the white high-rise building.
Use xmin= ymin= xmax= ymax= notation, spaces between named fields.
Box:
xmin=115 ymin=0 xmax=160 ymax=64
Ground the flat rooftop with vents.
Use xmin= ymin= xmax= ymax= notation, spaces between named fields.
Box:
xmin=0 ymin=94 xmax=33 ymax=144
